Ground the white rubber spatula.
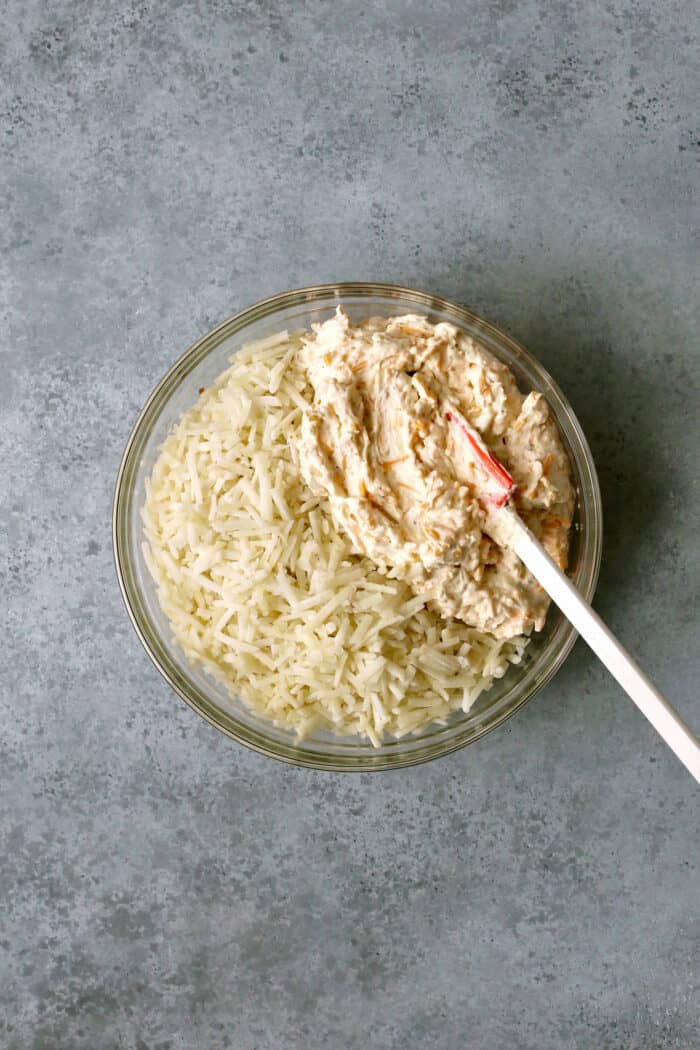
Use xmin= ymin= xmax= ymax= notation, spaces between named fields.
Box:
xmin=445 ymin=402 xmax=700 ymax=783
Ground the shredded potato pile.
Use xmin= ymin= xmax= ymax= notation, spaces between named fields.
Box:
xmin=142 ymin=332 xmax=527 ymax=745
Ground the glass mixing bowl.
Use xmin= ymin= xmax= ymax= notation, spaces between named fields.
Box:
xmin=113 ymin=283 xmax=602 ymax=770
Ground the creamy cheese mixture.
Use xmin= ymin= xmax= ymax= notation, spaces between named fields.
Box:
xmin=295 ymin=309 xmax=574 ymax=640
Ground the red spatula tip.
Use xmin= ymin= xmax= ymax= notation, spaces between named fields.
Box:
xmin=445 ymin=408 xmax=514 ymax=506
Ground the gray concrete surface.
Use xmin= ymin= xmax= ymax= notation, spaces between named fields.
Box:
xmin=2 ymin=2 xmax=698 ymax=1047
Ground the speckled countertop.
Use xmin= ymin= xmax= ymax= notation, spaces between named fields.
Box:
xmin=2 ymin=3 xmax=698 ymax=1048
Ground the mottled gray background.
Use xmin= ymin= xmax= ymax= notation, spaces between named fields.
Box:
xmin=2 ymin=1 xmax=698 ymax=1048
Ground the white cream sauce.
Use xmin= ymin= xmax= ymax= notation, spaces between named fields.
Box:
xmin=295 ymin=308 xmax=574 ymax=639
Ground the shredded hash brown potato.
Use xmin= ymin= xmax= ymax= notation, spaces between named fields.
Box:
xmin=141 ymin=331 xmax=528 ymax=746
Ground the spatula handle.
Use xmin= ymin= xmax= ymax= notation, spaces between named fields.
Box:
xmin=508 ymin=513 xmax=700 ymax=783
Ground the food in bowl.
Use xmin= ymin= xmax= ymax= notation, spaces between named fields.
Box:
xmin=297 ymin=309 xmax=574 ymax=639
xmin=141 ymin=310 xmax=574 ymax=747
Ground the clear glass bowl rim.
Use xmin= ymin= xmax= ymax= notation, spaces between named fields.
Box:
xmin=113 ymin=282 xmax=603 ymax=771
